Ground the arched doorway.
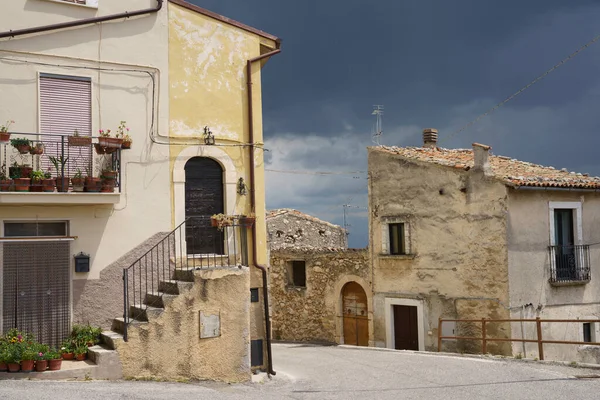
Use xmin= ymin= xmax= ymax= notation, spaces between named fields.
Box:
xmin=342 ymin=282 xmax=368 ymax=346
xmin=184 ymin=157 xmax=224 ymax=255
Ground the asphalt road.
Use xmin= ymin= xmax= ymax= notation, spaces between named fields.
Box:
xmin=1 ymin=344 xmax=600 ymax=399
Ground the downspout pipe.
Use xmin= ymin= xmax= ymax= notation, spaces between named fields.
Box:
xmin=247 ymin=47 xmax=281 ymax=376
xmin=0 ymin=0 xmax=163 ymax=39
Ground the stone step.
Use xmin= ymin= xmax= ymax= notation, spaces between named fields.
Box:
xmin=100 ymin=330 xmax=124 ymax=350
xmin=112 ymin=317 xmax=147 ymax=335
xmin=129 ymin=304 xmax=164 ymax=321
xmin=158 ymin=279 xmax=194 ymax=295
xmin=87 ymin=345 xmax=123 ymax=380
xmin=144 ymin=291 xmax=178 ymax=308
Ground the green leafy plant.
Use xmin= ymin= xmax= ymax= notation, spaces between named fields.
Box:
xmin=48 ymin=155 xmax=69 ymax=176
xmin=44 ymin=168 xmax=52 ymax=179
xmin=21 ymin=346 xmax=38 ymax=361
xmin=98 ymin=129 xmax=111 ymax=137
xmin=74 ymin=345 xmax=88 ymax=356
xmin=116 ymin=121 xmax=129 ymax=138
xmin=10 ymin=138 xmax=31 ymax=148
xmin=44 ymin=348 xmax=61 ymax=361
xmin=74 ymin=169 xmax=83 ymax=179
xmin=0 ymin=120 xmax=15 ymax=133
xmin=30 ymin=170 xmax=45 ymax=182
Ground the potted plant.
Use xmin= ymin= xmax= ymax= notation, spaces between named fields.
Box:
xmin=46 ymin=349 xmax=62 ymax=371
xmin=20 ymin=347 xmax=37 ymax=372
xmin=60 ymin=340 xmax=75 ymax=360
xmin=100 ymin=157 xmax=117 ymax=193
xmin=30 ymin=170 xmax=45 ymax=192
xmin=42 ymin=169 xmax=55 ymax=192
xmin=68 ymin=129 xmax=92 ymax=147
xmin=29 ymin=142 xmax=44 ymax=155
xmin=74 ymin=345 xmax=88 ymax=361
xmin=211 ymin=213 xmax=233 ymax=230
xmin=96 ymin=128 xmax=122 ymax=152
xmin=0 ymin=165 xmax=12 ymax=192
xmin=11 ymin=168 xmax=30 ymax=192
xmin=49 ymin=155 xmax=69 ymax=192
xmin=10 ymin=137 xmax=32 ymax=154
xmin=35 ymin=344 xmax=49 ymax=372
xmin=0 ymin=342 xmax=8 ymax=372
xmin=71 ymin=169 xmax=85 ymax=192
xmin=122 ymin=133 xmax=132 ymax=149
xmin=5 ymin=346 xmax=21 ymax=373
xmin=0 ymin=120 xmax=14 ymax=143
xmin=117 ymin=121 xmax=132 ymax=149
xmin=239 ymin=213 xmax=256 ymax=227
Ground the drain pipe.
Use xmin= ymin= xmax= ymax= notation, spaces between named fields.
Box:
xmin=247 ymin=46 xmax=281 ymax=376
xmin=0 ymin=0 xmax=163 ymax=39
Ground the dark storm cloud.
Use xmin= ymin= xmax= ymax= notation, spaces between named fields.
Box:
xmin=190 ymin=0 xmax=600 ymax=247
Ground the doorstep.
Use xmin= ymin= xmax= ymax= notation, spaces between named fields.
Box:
xmin=0 ymin=360 xmax=98 ymax=380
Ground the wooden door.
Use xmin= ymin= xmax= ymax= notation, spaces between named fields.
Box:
xmin=342 ymin=282 xmax=368 ymax=346
xmin=393 ymin=305 xmax=418 ymax=350
xmin=184 ymin=157 xmax=224 ymax=255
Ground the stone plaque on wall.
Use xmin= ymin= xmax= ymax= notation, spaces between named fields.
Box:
xmin=199 ymin=311 xmax=221 ymax=338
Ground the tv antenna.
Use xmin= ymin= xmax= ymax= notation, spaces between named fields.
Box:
xmin=342 ymin=203 xmax=367 ymax=239
xmin=372 ymin=105 xmax=384 ymax=145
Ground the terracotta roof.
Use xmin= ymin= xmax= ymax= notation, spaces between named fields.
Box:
xmin=373 ymin=145 xmax=600 ymax=189
xmin=169 ymin=0 xmax=280 ymax=44
xmin=266 ymin=209 xmax=342 ymax=229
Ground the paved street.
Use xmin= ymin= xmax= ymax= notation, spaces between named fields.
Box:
xmin=1 ymin=344 xmax=600 ymax=399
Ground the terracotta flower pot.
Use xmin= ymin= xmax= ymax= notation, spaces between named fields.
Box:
xmin=29 ymin=145 xmax=44 ymax=155
xmin=48 ymin=359 xmax=62 ymax=371
xmin=239 ymin=217 xmax=255 ymax=227
xmin=68 ymin=136 xmax=92 ymax=147
xmin=71 ymin=177 xmax=85 ymax=192
xmin=75 ymin=353 xmax=86 ymax=361
xmin=42 ymin=178 xmax=56 ymax=192
xmin=0 ymin=179 xmax=12 ymax=192
xmin=35 ymin=360 xmax=48 ymax=372
xmin=20 ymin=166 xmax=33 ymax=178
xmin=30 ymin=180 xmax=43 ymax=192
xmin=122 ymin=141 xmax=131 ymax=149
xmin=21 ymin=359 xmax=34 ymax=372
xmin=101 ymin=170 xmax=118 ymax=180
xmin=13 ymin=177 xmax=30 ymax=192
xmin=101 ymin=180 xmax=115 ymax=193
xmin=0 ymin=361 xmax=7 ymax=371
xmin=16 ymin=144 xmax=31 ymax=154
xmin=55 ymin=177 xmax=70 ymax=193
xmin=62 ymin=352 xmax=74 ymax=360
xmin=7 ymin=363 xmax=20 ymax=372
xmin=85 ymin=177 xmax=102 ymax=193
xmin=0 ymin=131 xmax=10 ymax=143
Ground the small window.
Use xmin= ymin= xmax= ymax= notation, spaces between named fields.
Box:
xmin=4 ymin=222 xmax=68 ymax=237
xmin=583 ymin=323 xmax=593 ymax=343
xmin=287 ymin=260 xmax=306 ymax=287
xmin=389 ymin=223 xmax=406 ymax=255
xmin=250 ymin=288 xmax=259 ymax=303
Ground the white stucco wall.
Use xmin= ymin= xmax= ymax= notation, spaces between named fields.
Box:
xmin=507 ymin=188 xmax=600 ymax=361
xmin=0 ymin=0 xmax=171 ymax=279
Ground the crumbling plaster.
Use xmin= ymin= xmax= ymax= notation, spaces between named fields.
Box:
xmin=267 ymin=210 xmax=347 ymax=250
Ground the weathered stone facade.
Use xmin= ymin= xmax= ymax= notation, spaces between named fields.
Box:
xmin=267 ymin=209 xmax=347 ymax=250
xmin=269 ymin=249 xmax=370 ymax=344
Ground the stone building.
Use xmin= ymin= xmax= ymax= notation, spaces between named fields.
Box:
xmin=368 ymin=129 xmax=600 ymax=362
xmin=266 ymin=209 xmax=347 ymax=249
xmin=267 ymin=210 xmax=372 ymax=346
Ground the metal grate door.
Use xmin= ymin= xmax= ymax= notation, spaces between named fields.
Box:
xmin=2 ymin=242 xmax=71 ymax=347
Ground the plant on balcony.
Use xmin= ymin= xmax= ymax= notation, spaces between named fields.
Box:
xmin=42 ymin=169 xmax=55 ymax=192
xmin=30 ymin=170 xmax=45 ymax=192
xmin=10 ymin=138 xmax=32 ymax=154
xmin=68 ymin=129 xmax=92 ymax=147
xmin=29 ymin=142 xmax=44 ymax=155
xmin=100 ymin=156 xmax=117 ymax=193
xmin=0 ymin=165 xmax=12 ymax=192
xmin=10 ymin=166 xmax=30 ymax=192
xmin=122 ymin=133 xmax=132 ymax=149
xmin=239 ymin=212 xmax=256 ymax=227
xmin=211 ymin=213 xmax=234 ymax=230
xmin=71 ymin=169 xmax=85 ymax=192
xmin=117 ymin=121 xmax=132 ymax=149
xmin=49 ymin=155 xmax=70 ymax=193
xmin=96 ymin=128 xmax=122 ymax=153
xmin=0 ymin=120 xmax=14 ymax=142
xmin=84 ymin=166 xmax=101 ymax=193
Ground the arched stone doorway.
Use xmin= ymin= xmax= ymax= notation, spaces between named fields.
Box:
xmin=184 ymin=157 xmax=224 ymax=254
xmin=342 ymin=282 xmax=369 ymax=346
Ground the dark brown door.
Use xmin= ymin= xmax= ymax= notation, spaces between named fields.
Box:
xmin=393 ymin=305 xmax=418 ymax=350
xmin=185 ymin=157 xmax=224 ymax=254
xmin=342 ymin=282 xmax=369 ymax=346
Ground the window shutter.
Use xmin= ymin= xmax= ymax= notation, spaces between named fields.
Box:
xmin=39 ymin=74 xmax=92 ymax=177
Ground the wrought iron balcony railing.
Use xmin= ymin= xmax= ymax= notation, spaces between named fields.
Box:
xmin=548 ymin=244 xmax=591 ymax=284
xmin=0 ymin=132 xmax=122 ymax=194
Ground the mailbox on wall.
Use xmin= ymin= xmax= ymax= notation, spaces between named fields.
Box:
xmin=74 ymin=252 xmax=90 ymax=273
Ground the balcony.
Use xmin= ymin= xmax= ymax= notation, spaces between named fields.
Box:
xmin=548 ymin=245 xmax=591 ymax=285
xmin=0 ymin=132 xmax=123 ymax=205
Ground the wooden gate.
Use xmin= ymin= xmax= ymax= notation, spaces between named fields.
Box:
xmin=184 ymin=157 xmax=224 ymax=255
xmin=342 ymin=282 xmax=368 ymax=346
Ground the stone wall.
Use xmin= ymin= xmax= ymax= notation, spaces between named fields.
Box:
xmin=116 ymin=267 xmax=251 ymax=383
xmin=267 ymin=209 xmax=347 ymax=250
xmin=270 ymin=248 xmax=370 ymax=344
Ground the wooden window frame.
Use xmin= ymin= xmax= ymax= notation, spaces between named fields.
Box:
xmin=381 ymin=218 xmax=411 ymax=256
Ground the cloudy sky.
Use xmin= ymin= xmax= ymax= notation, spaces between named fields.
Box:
xmin=190 ymin=0 xmax=600 ymax=248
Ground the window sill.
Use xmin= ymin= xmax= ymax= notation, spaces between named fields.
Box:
xmin=379 ymin=254 xmax=416 ymax=260
xmin=549 ymin=279 xmax=590 ymax=287
xmin=38 ymin=0 xmax=99 ymax=9
xmin=286 ymin=285 xmax=306 ymax=291
xmin=0 ymin=192 xmax=120 ymax=205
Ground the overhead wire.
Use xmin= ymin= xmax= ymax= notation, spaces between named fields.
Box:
xmin=440 ymin=32 xmax=600 ymax=144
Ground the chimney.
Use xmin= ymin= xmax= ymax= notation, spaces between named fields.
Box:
xmin=472 ymin=143 xmax=492 ymax=176
xmin=423 ymin=128 xmax=438 ymax=148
